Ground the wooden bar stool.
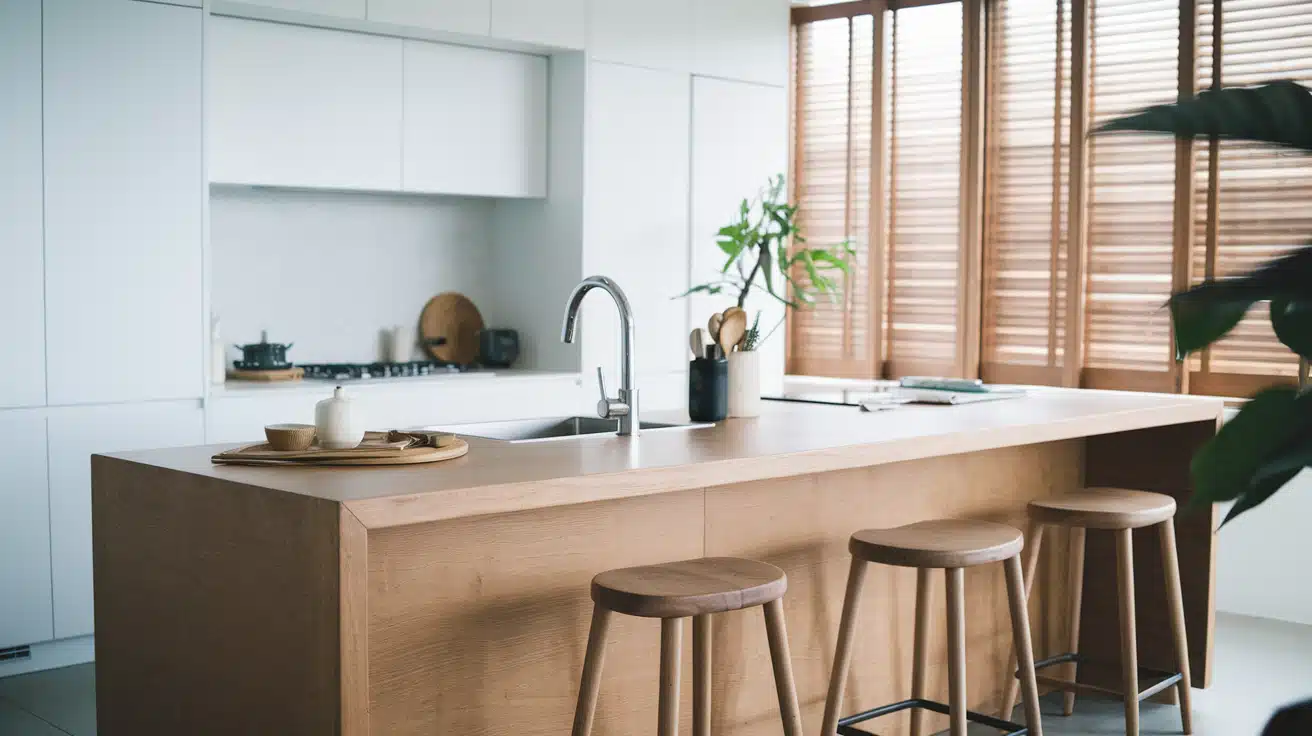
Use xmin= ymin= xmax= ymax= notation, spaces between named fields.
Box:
xmin=999 ymin=489 xmax=1193 ymax=736
xmin=570 ymin=556 xmax=804 ymax=736
xmin=820 ymin=520 xmax=1043 ymax=736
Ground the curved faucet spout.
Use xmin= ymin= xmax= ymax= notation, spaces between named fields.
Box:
xmin=561 ymin=276 xmax=638 ymax=436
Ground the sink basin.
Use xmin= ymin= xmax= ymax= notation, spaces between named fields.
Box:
xmin=431 ymin=416 xmax=713 ymax=443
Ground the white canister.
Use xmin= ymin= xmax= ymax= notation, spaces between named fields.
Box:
xmin=315 ymin=386 xmax=365 ymax=449
xmin=727 ymin=349 xmax=762 ymax=418
xmin=386 ymin=325 xmax=412 ymax=363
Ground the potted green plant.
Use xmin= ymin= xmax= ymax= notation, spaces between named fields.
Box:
xmin=681 ymin=174 xmax=854 ymax=416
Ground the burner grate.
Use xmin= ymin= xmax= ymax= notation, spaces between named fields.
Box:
xmin=298 ymin=360 xmax=466 ymax=381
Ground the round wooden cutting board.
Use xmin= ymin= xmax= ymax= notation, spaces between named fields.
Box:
xmin=419 ymin=292 xmax=485 ymax=365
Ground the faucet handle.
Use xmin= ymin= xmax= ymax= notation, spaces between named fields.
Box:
xmin=594 ymin=367 xmax=630 ymax=419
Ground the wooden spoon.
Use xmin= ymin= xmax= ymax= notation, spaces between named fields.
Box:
xmin=718 ymin=309 xmax=748 ymax=355
xmin=707 ymin=313 xmax=724 ymax=342
xmin=689 ymin=328 xmax=707 ymax=359
xmin=722 ymin=306 xmax=746 ymax=323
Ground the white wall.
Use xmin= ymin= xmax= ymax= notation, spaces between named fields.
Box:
xmin=210 ymin=187 xmax=497 ymax=364
xmin=1216 ymin=470 xmax=1312 ymax=625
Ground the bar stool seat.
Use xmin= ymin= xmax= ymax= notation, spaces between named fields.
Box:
xmin=850 ymin=519 xmax=1023 ymax=568
xmin=572 ymin=556 xmax=804 ymax=736
xmin=591 ymin=556 xmax=787 ymax=618
xmin=1028 ymin=489 xmax=1176 ymax=529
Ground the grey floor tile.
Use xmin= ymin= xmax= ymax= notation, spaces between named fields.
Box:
xmin=0 ymin=664 xmax=95 ymax=736
xmin=0 ymin=698 xmax=69 ymax=736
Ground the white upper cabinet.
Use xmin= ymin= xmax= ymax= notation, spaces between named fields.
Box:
xmin=588 ymin=0 xmax=693 ymax=72
xmin=692 ymin=0 xmax=790 ymax=86
xmin=43 ymin=0 xmax=204 ymax=406
xmin=581 ymin=62 xmax=690 ymax=389
xmin=227 ymin=0 xmax=365 ymax=18
xmin=402 ymin=41 xmax=547 ymax=198
xmin=48 ymin=402 xmax=205 ymax=639
xmin=0 ymin=411 xmax=52 ymax=649
xmin=210 ymin=18 xmax=403 ymax=190
xmin=491 ymin=0 xmax=586 ymax=49
xmin=368 ymin=0 xmax=490 ymax=35
xmin=0 ymin=0 xmax=45 ymax=409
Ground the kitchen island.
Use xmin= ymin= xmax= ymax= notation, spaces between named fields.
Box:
xmin=91 ymin=389 xmax=1222 ymax=735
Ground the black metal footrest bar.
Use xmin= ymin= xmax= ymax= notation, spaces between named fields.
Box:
xmin=836 ymin=697 xmax=1027 ymax=736
xmin=1023 ymin=651 xmax=1184 ymax=703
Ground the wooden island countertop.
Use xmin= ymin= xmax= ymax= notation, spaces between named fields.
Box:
xmin=104 ymin=388 xmax=1222 ymax=529
xmin=91 ymin=389 xmax=1224 ymax=736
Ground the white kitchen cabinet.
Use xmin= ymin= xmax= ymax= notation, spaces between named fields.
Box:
xmin=588 ymin=0 xmax=692 ymax=72
xmin=0 ymin=411 xmax=52 ymax=649
xmin=368 ymin=0 xmax=490 ymax=35
xmin=582 ymin=62 xmax=690 ymax=408
xmin=402 ymin=41 xmax=547 ymax=198
xmin=223 ymin=0 xmax=365 ymax=18
xmin=48 ymin=401 xmax=205 ymax=639
xmin=43 ymin=0 xmax=204 ymax=406
xmin=491 ymin=0 xmax=586 ymax=49
xmin=691 ymin=77 xmax=788 ymax=397
xmin=0 ymin=0 xmax=45 ymax=409
xmin=209 ymin=17 xmax=404 ymax=190
xmin=692 ymin=0 xmax=790 ymax=86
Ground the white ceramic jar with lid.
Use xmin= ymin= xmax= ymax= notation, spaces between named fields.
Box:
xmin=315 ymin=386 xmax=364 ymax=449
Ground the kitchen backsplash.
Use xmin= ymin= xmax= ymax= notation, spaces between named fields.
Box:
xmin=210 ymin=186 xmax=499 ymax=364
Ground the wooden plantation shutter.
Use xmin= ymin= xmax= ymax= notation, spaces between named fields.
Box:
xmin=789 ymin=7 xmax=877 ymax=378
xmin=1188 ymin=0 xmax=1312 ymax=396
xmin=981 ymin=0 xmax=1072 ymax=386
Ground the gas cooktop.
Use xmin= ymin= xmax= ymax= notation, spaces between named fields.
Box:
xmin=298 ymin=360 xmax=470 ymax=381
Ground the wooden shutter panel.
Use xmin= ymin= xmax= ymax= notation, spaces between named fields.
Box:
xmin=1189 ymin=0 xmax=1312 ymax=396
xmin=982 ymin=0 xmax=1072 ymax=386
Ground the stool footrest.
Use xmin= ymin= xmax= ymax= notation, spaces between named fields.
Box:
xmin=836 ymin=698 xmax=1027 ymax=736
xmin=1024 ymin=651 xmax=1184 ymax=703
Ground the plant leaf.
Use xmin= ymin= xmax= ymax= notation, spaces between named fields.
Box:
xmin=1190 ymin=386 xmax=1310 ymax=506
xmin=1095 ymin=80 xmax=1312 ymax=152
xmin=676 ymin=283 xmax=726 ymax=299
xmin=1271 ymin=298 xmax=1312 ymax=359
xmin=1221 ymin=467 xmax=1301 ymax=528
xmin=1169 ymin=287 xmax=1254 ymax=360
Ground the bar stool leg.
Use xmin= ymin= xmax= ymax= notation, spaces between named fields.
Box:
xmin=571 ymin=605 xmax=612 ymax=736
xmin=1159 ymin=519 xmax=1194 ymax=734
xmin=942 ymin=567 xmax=967 ymax=736
xmin=1115 ymin=529 xmax=1140 ymax=736
xmin=1004 ymin=554 xmax=1044 ymax=736
xmin=910 ymin=567 xmax=933 ymax=736
xmin=1000 ymin=521 xmax=1044 ymax=720
xmin=658 ymin=617 xmax=683 ymax=736
xmin=1064 ymin=527 xmax=1087 ymax=716
xmin=821 ymin=557 xmax=869 ymax=736
xmin=763 ymin=599 xmax=805 ymax=736
xmin=693 ymin=614 xmax=711 ymax=736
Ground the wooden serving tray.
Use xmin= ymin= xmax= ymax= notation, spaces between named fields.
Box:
xmin=227 ymin=367 xmax=304 ymax=382
xmin=212 ymin=430 xmax=468 ymax=467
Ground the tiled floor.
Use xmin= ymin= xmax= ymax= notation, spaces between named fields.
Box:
xmin=1 ymin=612 xmax=1308 ymax=735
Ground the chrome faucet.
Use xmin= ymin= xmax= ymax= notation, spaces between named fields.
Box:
xmin=561 ymin=275 xmax=639 ymax=437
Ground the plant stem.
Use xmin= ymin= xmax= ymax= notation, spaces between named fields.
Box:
xmin=739 ymin=246 xmax=769 ymax=308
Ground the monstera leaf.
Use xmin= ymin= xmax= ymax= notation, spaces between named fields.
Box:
xmin=1097 ymin=80 xmax=1312 ymax=152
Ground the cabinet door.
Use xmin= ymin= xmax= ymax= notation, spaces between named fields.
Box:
xmin=0 ymin=411 xmax=52 ymax=649
xmin=690 ymin=77 xmax=788 ymax=397
xmin=692 ymin=0 xmax=789 ymax=86
xmin=0 ymin=0 xmax=45 ymax=409
xmin=209 ymin=17 xmax=404 ymax=190
xmin=589 ymin=0 xmax=692 ymax=72
xmin=368 ymin=0 xmax=490 ymax=35
xmin=582 ymin=63 xmax=690 ymax=409
xmin=491 ymin=0 xmax=586 ymax=49
xmin=43 ymin=0 xmax=203 ymax=406
xmin=234 ymin=0 xmax=365 ymax=18
xmin=49 ymin=402 xmax=205 ymax=639
xmin=402 ymin=41 xmax=547 ymax=197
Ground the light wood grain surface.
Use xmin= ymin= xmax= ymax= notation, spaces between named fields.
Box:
xmin=102 ymin=390 xmax=1222 ymax=529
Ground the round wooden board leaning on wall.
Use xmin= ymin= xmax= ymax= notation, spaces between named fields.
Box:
xmin=419 ymin=292 xmax=484 ymax=365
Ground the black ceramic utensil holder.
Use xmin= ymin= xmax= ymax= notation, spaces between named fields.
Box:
xmin=689 ymin=358 xmax=728 ymax=422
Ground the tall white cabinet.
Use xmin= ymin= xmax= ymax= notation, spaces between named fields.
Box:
xmin=0 ymin=0 xmax=46 ymax=410
xmin=43 ymin=0 xmax=204 ymax=406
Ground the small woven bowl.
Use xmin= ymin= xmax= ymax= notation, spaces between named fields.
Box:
xmin=265 ymin=423 xmax=316 ymax=451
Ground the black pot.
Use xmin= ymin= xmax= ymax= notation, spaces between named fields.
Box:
xmin=689 ymin=358 xmax=728 ymax=422
xmin=234 ymin=332 xmax=293 ymax=370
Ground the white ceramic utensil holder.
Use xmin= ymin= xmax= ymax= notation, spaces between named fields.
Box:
xmin=315 ymin=386 xmax=365 ymax=449
xmin=727 ymin=349 xmax=762 ymax=418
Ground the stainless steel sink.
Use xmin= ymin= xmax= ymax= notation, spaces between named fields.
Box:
xmin=430 ymin=416 xmax=713 ymax=443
